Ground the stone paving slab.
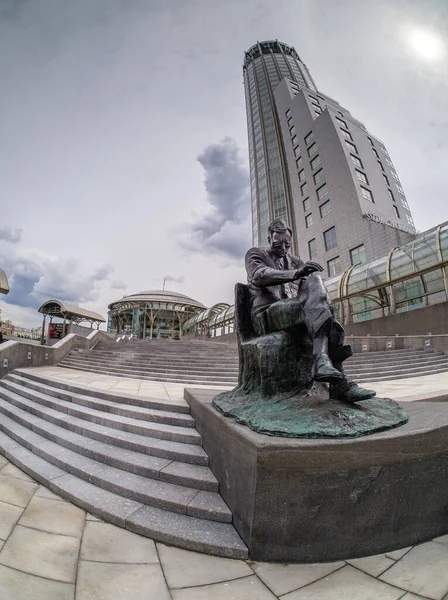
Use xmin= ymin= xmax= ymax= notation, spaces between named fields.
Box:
xmin=76 ymin=562 xmax=170 ymax=600
xmin=0 ymin=564 xmax=75 ymax=600
xmin=0 ymin=450 xmax=448 ymax=599
xmin=0 ymin=525 xmax=80 ymax=582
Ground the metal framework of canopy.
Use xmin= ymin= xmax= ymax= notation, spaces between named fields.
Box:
xmin=183 ymin=303 xmax=235 ymax=337
xmin=0 ymin=269 xmax=9 ymax=295
xmin=38 ymin=300 xmax=106 ymax=326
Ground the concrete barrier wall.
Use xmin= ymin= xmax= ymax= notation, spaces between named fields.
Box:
xmin=345 ymin=301 xmax=448 ymax=337
xmin=346 ymin=334 xmax=448 ymax=354
xmin=0 ymin=330 xmax=112 ymax=379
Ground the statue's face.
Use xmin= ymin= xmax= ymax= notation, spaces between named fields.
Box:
xmin=269 ymin=231 xmax=291 ymax=258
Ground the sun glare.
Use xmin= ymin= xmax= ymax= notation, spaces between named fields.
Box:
xmin=405 ymin=25 xmax=445 ymax=62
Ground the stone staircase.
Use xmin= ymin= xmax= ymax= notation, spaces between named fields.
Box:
xmin=57 ymin=339 xmax=448 ymax=386
xmin=0 ymin=368 xmax=247 ymax=558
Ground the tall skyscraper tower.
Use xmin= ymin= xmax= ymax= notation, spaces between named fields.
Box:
xmin=243 ymin=40 xmax=417 ymax=275
xmin=243 ymin=40 xmax=317 ymax=249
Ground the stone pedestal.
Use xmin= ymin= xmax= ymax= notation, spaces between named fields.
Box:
xmin=185 ymin=388 xmax=448 ymax=563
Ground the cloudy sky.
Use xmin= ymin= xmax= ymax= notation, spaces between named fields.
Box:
xmin=1 ymin=0 xmax=447 ymax=328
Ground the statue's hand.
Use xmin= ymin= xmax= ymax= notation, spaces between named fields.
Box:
xmin=294 ymin=262 xmax=324 ymax=279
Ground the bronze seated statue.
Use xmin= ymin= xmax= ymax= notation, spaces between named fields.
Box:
xmin=235 ymin=219 xmax=375 ymax=403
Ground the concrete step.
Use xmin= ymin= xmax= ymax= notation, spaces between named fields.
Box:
xmin=6 ymin=373 xmax=195 ymax=428
xmin=354 ymin=364 xmax=448 ymax=383
xmin=0 ymin=390 xmax=208 ymax=465
xmin=14 ymin=369 xmax=190 ymax=413
xmin=78 ymin=352 xmax=239 ymax=366
xmin=58 ymin=361 xmax=237 ymax=385
xmin=344 ymin=354 xmax=448 ymax=370
xmin=0 ymin=379 xmax=201 ymax=445
xmin=0 ymin=399 xmax=216 ymax=490
xmin=346 ymin=361 xmax=448 ymax=378
xmin=0 ymin=431 xmax=247 ymax=558
xmin=66 ymin=351 xmax=447 ymax=374
xmin=59 ymin=361 xmax=238 ymax=380
xmin=0 ymin=413 xmax=229 ymax=522
xmin=65 ymin=354 xmax=239 ymax=373
xmin=90 ymin=346 xmax=238 ymax=356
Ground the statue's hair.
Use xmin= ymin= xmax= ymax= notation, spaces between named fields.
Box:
xmin=267 ymin=219 xmax=292 ymax=237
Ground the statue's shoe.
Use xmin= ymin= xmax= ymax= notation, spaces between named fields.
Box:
xmin=330 ymin=380 xmax=377 ymax=403
xmin=312 ymin=354 xmax=344 ymax=383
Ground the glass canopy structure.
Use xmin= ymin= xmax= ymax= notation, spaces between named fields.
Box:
xmin=183 ymin=223 xmax=448 ymax=336
xmin=108 ymin=290 xmax=205 ymax=340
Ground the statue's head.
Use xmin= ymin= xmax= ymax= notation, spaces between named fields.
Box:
xmin=267 ymin=219 xmax=293 ymax=259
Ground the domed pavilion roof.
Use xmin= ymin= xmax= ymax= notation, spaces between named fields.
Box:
xmin=108 ymin=289 xmax=205 ymax=311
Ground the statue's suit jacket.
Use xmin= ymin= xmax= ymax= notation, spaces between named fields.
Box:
xmin=245 ymin=247 xmax=305 ymax=318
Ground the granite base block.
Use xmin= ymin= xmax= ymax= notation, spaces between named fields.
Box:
xmin=185 ymin=388 xmax=448 ymax=563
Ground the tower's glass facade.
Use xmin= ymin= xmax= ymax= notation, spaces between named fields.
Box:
xmin=243 ymin=40 xmax=317 ymax=246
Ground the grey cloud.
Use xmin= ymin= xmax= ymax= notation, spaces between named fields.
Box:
xmin=111 ymin=280 xmax=127 ymax=290
xmin=0 ymin=227 xmax=22 ymax=243
xmin=1 ymin=247 xmax=115 ymax=309
xmin=179 ymin=138 xmax=251 ymax=260
xmin=164 ymin=275 xmax=185 ymax=284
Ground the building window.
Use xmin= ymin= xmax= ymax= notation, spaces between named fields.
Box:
xmin=289 ymin=126 xmax=296 ymax=137
xmin=351 ymin=154 xmax=363 ymax=169
xmin=307 ymin=143 xmax=317 ymax=157
xmin=303 ymin=198 xmax=310 ymax=212
xmin=335 ymin=116 xmax=347 ymax=128
xmin=317 ymin=183 xmax=328 ymax=201
xmin=286 ymin=109 xmax=291 ymax=119
xmin=327 ymin=256 xmax=341 ymax=277
xmin=305 ymin=213 xmax=313 ymax=228
xmin=396 ymin=184 xmax=405 ymax=194
xmin=310 ymin=155 xmax=322 ymax=170
xmin=287 ymin=117 xmax=293 ymax=126
xmin=372 ymin=148 xmax=379 ymax=158
xmin=391 ymin=170 xmax=400 ymax=182
xmin=314 ymin=109 xmax=322 ymax=116
xmin=341 ymin=129 xmax=353 ymax=141
xmin=292 ymin=135 xmax=298 ymax=147
xmin=308 ymin=238 xmax=317 ymax=259
xmin=311 ymin=101 xmax=320 ymax=109
xmin=360 ymin=186 xmax=374 ymax=203
xmin=313 ymin=169 xmax=325 ymax=185
xmin=296 ymin=156 xmax=303 ymax=169
xmin=378 ymin=161 xmax=384 ymax=171
xmin=401 ymin=197 xmax=409 ymax=209
xmin=324 ymin=227 xmax=337 ymax=251
xmin=393 ymin=205 xmax=400 ymax=218
xmin=367 ymin=137 xmax=374 ymax=146
xmin=309 ymin=95 xmax=319 ymax=102
xmin=305 ymin=131 xmax=314 ymax=146
xmin=355 ymin=169 xmax=369 ymax=185
xmin=294 ymin=146 xmax=301 ymax=158
xmin=388 ymin=189 xmax=395 ymax=202
xmin=301 ymin=182 xmax=308 ymax=197
xmin=405 ymin=213 xmax=414 ymax=226
xmin=345 ymin=140 xmax=358 ymax=154
xmin=350 ymin=244 xmax=366 ymax=266
xmin=319 ymin=199 xmax=332 ymax=218
xmin=299 ymin=169 xmax=306 ymax=182
xmin=383 ymin=174 xmax=389 ymax=186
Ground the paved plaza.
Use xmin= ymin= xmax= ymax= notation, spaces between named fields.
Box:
xmin=24 ymin=364 xmax=448 ymax=404
xmin=0 ymin=366 xmax=447 ymax=599
xmin=0 ymin=456 xmax=448 ymax=600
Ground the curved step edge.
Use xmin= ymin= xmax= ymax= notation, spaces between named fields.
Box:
xmin=0 ymin=432 xmax=247 ymax=559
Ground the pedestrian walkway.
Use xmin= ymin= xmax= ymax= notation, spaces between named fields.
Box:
xmin=1 ymin=456 xmax=448 ymax=600
xmin=24 ymin=364 xmax=448 ymax=404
